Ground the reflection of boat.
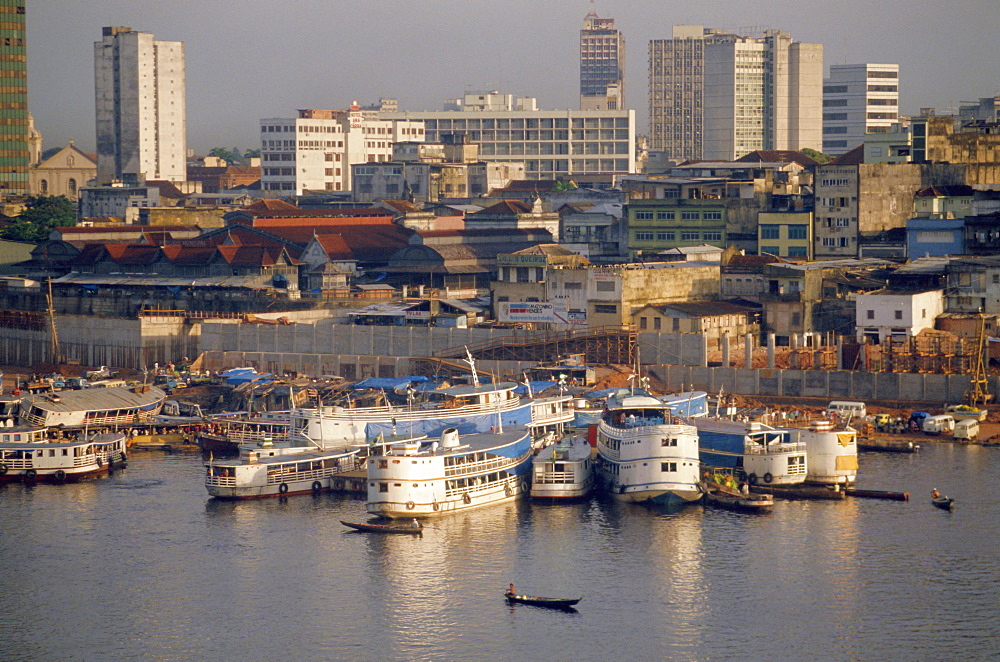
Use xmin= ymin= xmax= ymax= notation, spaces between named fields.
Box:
xmin=340 ymin=519 xmax=423 ymax=535
xmin=596 ymin=392 xmax=702 ymax=506
xmin=693 ymin=418 xmax=807 ymax=486
xmin=932 ymin=495 xmax=954 ymax=511
xmin=700 ymin=479 xmax=774 ymax=513
xmin=205 ymin=439 xmax=359 ymax=499
xmin=366 ymin=427 xmax=533 ymax=518
xmin=531 ymin=435 xmax=592 ymax=499
xmin=0 ymin=428 xmax=128 ymax=482
xmin=505 ymin=591 xmax=581 ymax=610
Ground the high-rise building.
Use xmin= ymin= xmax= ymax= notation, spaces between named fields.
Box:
xmin=259 ymin=104 xmax=425 ymax=195
xmin=579 ymin=12 xmax=624 ymax=111
xmin=0 ymin=0 xmax=29 ymax=199
xmin=649 ymin=26 xmax=823 ymax=162
xmin=822 ymin=64 xmax=899 ymax=156
xmin=94 ymin=27 xmax=186 ymax=184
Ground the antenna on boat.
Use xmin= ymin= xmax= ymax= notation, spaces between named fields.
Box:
xmin=463 ymin=346 xmax=481 ymax=388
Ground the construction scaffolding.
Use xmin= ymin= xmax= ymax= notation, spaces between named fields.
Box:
xmin=434 ymin=325 xmax=637 ymax=366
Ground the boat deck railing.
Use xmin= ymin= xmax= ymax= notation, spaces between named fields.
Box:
xmin=534 ymin=470 xmax=578 ymax=484
xmin=445 ymin=454 xmax=519 ymax=477
xmin=743 ymin=441 xmax=807 ymax=455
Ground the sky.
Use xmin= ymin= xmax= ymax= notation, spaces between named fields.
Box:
xmin=27 ymin=0 xmax=1000 ymax=156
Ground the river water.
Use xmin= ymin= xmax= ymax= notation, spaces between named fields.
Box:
xmin=2 ymin=442 xmax=999 ymax=661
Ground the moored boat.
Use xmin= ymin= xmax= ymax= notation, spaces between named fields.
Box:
xmin=0 ymin=428 xmax=128 ymax=483
xmin=18 ymin=386 xmax=166 ymax=428
xmin=205 ymin=438 xmax=360 ymax=499
xmin=693 ymin=418 xmax=807 ymax=486
xmin=700 ymin=478 xmax=774 ymax=512
xmin=530 ymin=435 xmax=593 ymax=499
xmin=595 ymin=391 xmax=702 ymax=506
xmin=780 ymin=418 xmax=858 ymax=486
xmin=365 ymin=427 xmax=534 ymax=518
xmin=340 ymin=519 xmax=423 ymax=535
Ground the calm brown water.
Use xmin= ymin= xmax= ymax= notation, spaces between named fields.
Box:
xmin=1 ymin=443 xmax=999 ymax=660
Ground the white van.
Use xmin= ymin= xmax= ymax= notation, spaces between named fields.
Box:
xmin=922 ymin=414 xmax=955 ymax=435
xmin=826 ymin=401 xmax=867 ymax=420
xmin=953 ymin=418 xmax=979 ymax=440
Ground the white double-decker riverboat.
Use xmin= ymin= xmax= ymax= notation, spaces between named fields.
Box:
xmin=781 ymin=418 xmax=858 ymax=485
xmin=0 ymin=427 xmax=128 ymax=483
xmin=204 ymin=438 xmax=360 ymax=499
xmin=596 ymin=391 xmax=702 ymax=506
xmin=530 ymin=435 xmax=593 ymax=499
xmin=366 ymin=427 xmax=534 ymax=518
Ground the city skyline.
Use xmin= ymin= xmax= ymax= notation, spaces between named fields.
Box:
xmin=25 ymin=0 xmax=999 ymax=155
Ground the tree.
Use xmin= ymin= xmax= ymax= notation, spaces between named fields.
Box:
xmin=244 ymin=148 xmax=261 ymax=159
xmin=801 ymin=148 xmax=835 ymax=165
xmin=552 ymin=180 xmax=578 ymax=192
xmin=1 ymin=195 xmax=77 ymax=242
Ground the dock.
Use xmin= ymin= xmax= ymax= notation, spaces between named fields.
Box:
xmin=755 ymin=484 xmax=847 ymax=500
xmin=846 ymin=488 xmax=910 ymax=501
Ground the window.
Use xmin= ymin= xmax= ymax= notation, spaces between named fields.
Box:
xmin=564 ymin=282 xmax=583 ymax=290
xmin=824 ymin=85 xmax=848 ymax=94
xmin=635 ymin=211 xmax=653 ymax=220
xmin=661 ymin=462 xmax=677 ymax=472
xmin=703 ymin=211 xmax=722 ymax=221
xmin=635 ymin=231 xmax=654 ymax=241
xmin=654 ymin=317 xmax=661 ymax=330
xmin=596 ymin=281 xmax=616 ymax=292
xmin=594 ymin=304 xmax=617 ymax=314
xmin=378 ymin=483 xmax=388 ymax=493
xmin=824 ymin=99 xmax=848 ymax=107
xmin=894 ymin=310 xmax=903 ymax=320
xmin=661 ymin=438 xmax=677 ymax=447
xmin=681 ymin=232 xmax=699 ymax=241
xmin=791 ymin=312 xmax=801 ymax=326
xmin=788 ymin=226 xmax=807 ymax=239
xmin=703 ymin=232 xmax=722 ymax=241
xmin=656 ymin=211 xmax=673 ymax=220
xmin=672 ymin=318 xmax=680 ymax=331
xmin=761 ymin=225 xmax=780 ymax=239
xmin=681 ymin=211 xmax=699 ymax=220
xmin=639 ymin=317 xmax=647 ymax=329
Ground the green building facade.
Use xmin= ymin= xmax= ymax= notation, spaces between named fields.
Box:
xmin=0 ymin=0 xmax=27 ymax=199
xmin=626 ymin=198 xmax=727 ymax=259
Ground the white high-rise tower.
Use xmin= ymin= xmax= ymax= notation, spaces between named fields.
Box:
xmin=94 ymin=26 xmax=186 ymax=184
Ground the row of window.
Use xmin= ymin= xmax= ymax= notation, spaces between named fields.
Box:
xmin=424 ymin=117 xmax=629 ymax=129
xmin=760 ymin=225 xmax=808 ymax=240
xmin=634 ymin=210 xmax=723 ymax=221
xmin=635 ymin=231 xmax=722 ymax=242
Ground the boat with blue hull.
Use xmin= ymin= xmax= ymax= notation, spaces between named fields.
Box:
xmin=366 ymin=427 xmax=535 ymax=518
xmin=693 ymin=418 xmax=807 ymax=486
xmin=596 ymin=391 xmax=702 ymax=506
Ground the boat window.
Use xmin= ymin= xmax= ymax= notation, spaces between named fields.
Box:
xmin=394 ymin=483 xmax=401 ymax=487
xmin=661 ymin=438 xmax=677 ymax=447
xmin=378 ymin=483 xmax=388 ymax=492
xmin=555 ymin=463 xmax=565 ymax=472
xmin=661 ymin=462 xmax=677 ymax=472
xmin=378 ymin=460 xmax=388 ymax=469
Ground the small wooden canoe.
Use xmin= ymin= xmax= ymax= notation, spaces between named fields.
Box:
xmin=505 ymin=592 xmax=581 ymax=610
xmin=341 ymin=520 xmax=423 ymax=535
xmin=932 ymin=496 xmax=954 ymax=511
xmin=703 ymin=489 xmax=774 ymax=512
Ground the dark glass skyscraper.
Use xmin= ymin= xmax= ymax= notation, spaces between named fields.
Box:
xmin=0 ymin=0 xmax=27 ymax=199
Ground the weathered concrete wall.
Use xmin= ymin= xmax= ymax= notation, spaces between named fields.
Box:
xmin=646 ymin=364 xmax=996 ymax=405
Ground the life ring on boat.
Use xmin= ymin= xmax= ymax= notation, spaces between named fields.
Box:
xmin=54 ymin=470 xmax=66 ymax=482
xmin=504 ymin=483 xmax=512 ymax=497
xmin=432 ymin=502 xmax=440 ymax=511
xmin=0 ymin=464 xmax=7 ymax=475
xmin=463 ymin=493 xmax=472 ymax=504
xmin=312 ymin=481 xmax=323 ymax=493
xmin=520 ymin=480 xmax=528 ymax=493
xmin=278 ymin=483 xmax=289 ymax=494
xmin=25 ymin=469 xmax=37 ymax=480
xmin=747 ymin=473 xmax=758 ymax=485
xmin=334 ymin=479 xmax=345 ymax=490
xmin=352 ymin=480 xmax=364 ymax=492
xmin=406 ymin=501 xmax=416 ymax=510
xmin=763 ymin=472 xmax=773 ymax=484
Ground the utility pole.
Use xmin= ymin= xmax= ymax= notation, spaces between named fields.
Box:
xmin=47 ymin=277 xmax=60 ymax=362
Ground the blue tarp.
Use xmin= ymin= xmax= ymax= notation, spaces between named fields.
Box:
xmin=514 ymin=381 xmax=556 ymax=394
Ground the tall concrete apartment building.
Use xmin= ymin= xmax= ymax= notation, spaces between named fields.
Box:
xmin=822 ymin=63 xmax=900 ymax=156
xmin=579 ymin=11 xmax=624 ymax=111
xmin=0 ymin=0 xmax=28 ymax=199
xmin=382 ymin=92 xmax=635 ymax=183
xmin=94 ymin=27 xmax=186 ymax=184
xmin=259 ymin=104 xmax=425 ymax=195
xmin=649 ymin=26 xmax=823 ymax=162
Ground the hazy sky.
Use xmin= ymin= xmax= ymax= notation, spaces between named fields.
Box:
xmin=28 ymin=0 xmax=999 ymax=155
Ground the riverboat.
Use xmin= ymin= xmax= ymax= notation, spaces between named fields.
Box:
xmin=0 ymin=428 xmax=128 ymax=482
xmin=780 ymin=418 xmax=858 ymax=486
xmin=595 ymin=391 xmax=702 ymax=506
xmin=289 ymin=380 xmax=572 ymax=448
xmin=660 ymin=390 xmax=709 ymax=418
xmin=504 ymin=591 xmax=581 ymax=611
xmin=693 ymin=418 xmax=807 ymax=486
xmin=530 ymin=435 xmax=593 ymax=499
xmin=340 ymin=519 xmax=423 ymax=535
xmin=197 ymin=416 xmax=291 ymax=455
xmin=365 ymin=427 xmax=534 ymax=519
xmin=17 ymin=386 xmax=166 ymax=429
xmin=204 ymin=438 xmax=360 ymax=499
xmin=700 ymin=478 xmax=774 ymax=513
